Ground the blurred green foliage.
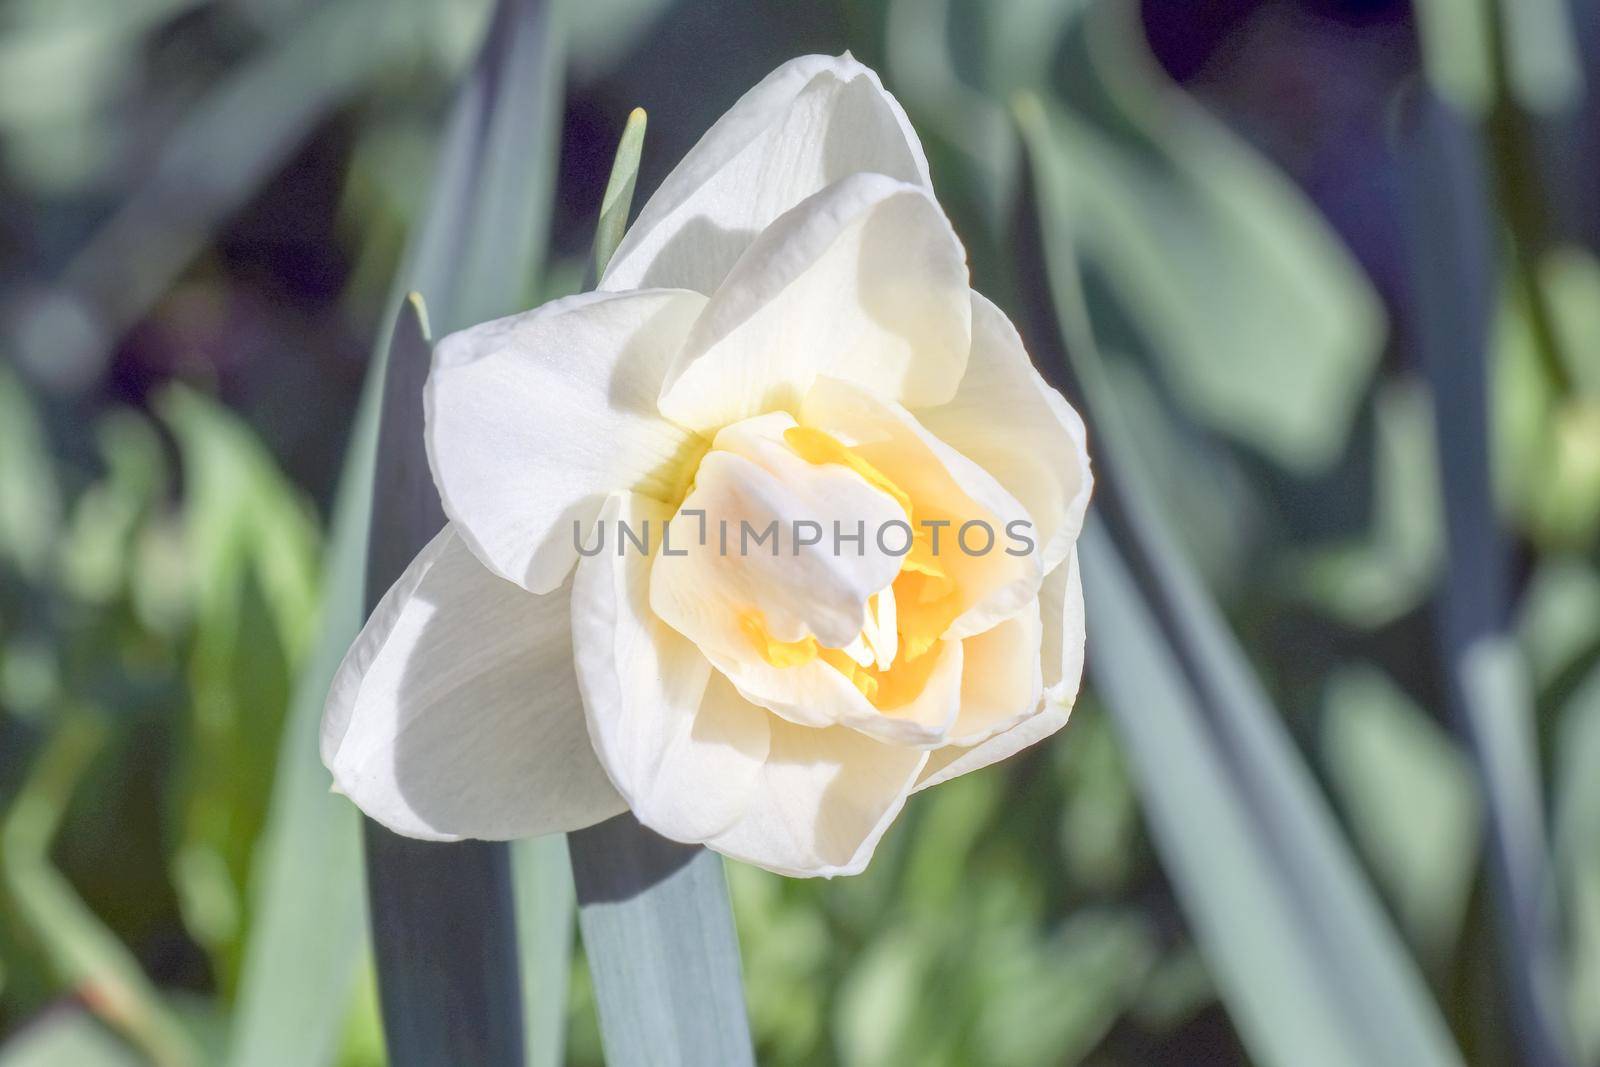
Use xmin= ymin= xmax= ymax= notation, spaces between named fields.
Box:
xmin=3 ymin=0 xmax=1600 ymax=1064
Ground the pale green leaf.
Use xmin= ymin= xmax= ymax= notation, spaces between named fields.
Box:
xmin=1078 ymin=521 xmax=1462 ymax=1067
xmin=1411 ymin=0 xmax=1495 ymax=113
xmin=1500 ymin=0 xmax=1585 ymax=114
xmin=1554 ymin=664 xmax=1600 ymax=1066
xmin=0 ymin=366 xmax=59 ymax=579
xmin=1321 ymin=665 xmax=1482 ymax=958
xmin=515 ymin=837 xmax=575 ymax=1067
xmin=0 ymin=1011 xmax=142 ymax=1067
xmin=157 ymin=387 xmax=321 ymax=980
xmin=1050 ymin=3 xmax=1386 ymax=472
xmin=1017 ymin=99 xmax=1464 ymax=1067
xmin=569 ymin=816 xmax=754 ymax=1067
xmin=1515 ymin=557 xmax=1600 ymax=688
xmin=1455 ymin=638 xmax=1572 ymax=1054
xmin=1288 ymin=379 xmax=1445 ymax=627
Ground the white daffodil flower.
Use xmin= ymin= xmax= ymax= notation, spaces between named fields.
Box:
xmin=322 ymin=53 xmax=1093 ymax=878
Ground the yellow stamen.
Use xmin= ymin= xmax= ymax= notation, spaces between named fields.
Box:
xmin=820 ymin=647 xmax=880 ymax=702
xmin=892 ymin=569 xmax=962 ymax=661
xmin=739 ymin=612 xmax=818 ymax=668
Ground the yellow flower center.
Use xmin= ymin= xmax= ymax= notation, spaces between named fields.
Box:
xmin=737 ymin=427 xmax=964 ymax=709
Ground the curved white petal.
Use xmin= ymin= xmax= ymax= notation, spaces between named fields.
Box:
xmin=571 ymin=493 xmax=769 ymax=842
xmin=426 ymin=288 xmax=708 ymax=595
xmin=800 ymin=376 xmax=1041 ymax=640
xmin=601 ymin=53 xmax=931 ymax=294
xmin=657 ymin=174 xmax=971 ymax=434
xmin=947 ymin=598 xmax=1045 ymax=746
xmin=914 ymin=549 xmax=1084 ymax=792
xmin=322 ymin=525 xmax=626 ymax=840
xmin=913 ymin=701 xmax=1071 ymax=795
xmin=705 ymin=714 xmax=927 ymax=878
xmin=919 ymin=292 xmax=1093 ymax=573
xmin=1040 ymin=547 xmax=1087 ymax=705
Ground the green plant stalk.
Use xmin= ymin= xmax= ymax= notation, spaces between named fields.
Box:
xmin=2 ymin=712 xmax=200 ymax=1067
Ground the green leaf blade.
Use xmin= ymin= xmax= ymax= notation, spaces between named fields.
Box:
xmin=591 ymin=107 xmax=648 ymax=281
xmin=569 ymin=815 xmax=754 ymax=1067
xmin=1015 ymin=100 xmax=1465 ymax=1067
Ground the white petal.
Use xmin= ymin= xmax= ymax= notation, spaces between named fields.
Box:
xmin=913 ymin=701 xmax=1070 ymax=795
xmin=600 ymin=53 xmax=931 ymax=294
xmin=948 ymin=598 xmax=1045 ymax=746
xmin=426 ymin=288 xmax=708 ymax=595
xmin=657 ymin=174 xmax=971 ymax=434
xmin=705 ymin=715 xmax=927 ymax=878
xmin=1041 ymin=546 xmax=1087 ymax=706
xmin=571 ymin=493 xmax=769 ymax=842
xmin=915 ymin=549 xmax=1085 ymax=791
xmin=322 ymin=525 xmax=626 ymax=840
xmin=800 ymin=376 xmax=1041 ymax=639
xmin=919 ymin=292 xmax=1093 ymax=573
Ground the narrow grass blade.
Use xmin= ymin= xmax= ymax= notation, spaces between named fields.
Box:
xmin=590 ymin=108 xmax=647 ymax=283
xmin=156 ymin=388 xmax=321 ymax=988
xmin=360 ymin=1 xmax=565 ymax=1063
xmin=222 ymin=393 xmax=369 ymax=1067
xmin=569 ymin=815 xmax=754 ymax=1067
xmin=1014 ymin=96 xmax=1464 ymax=1067
xmin=565 ymin=108 xmax=754 ymax=1067
xmin=1395 ymin=87 xmax=1574 ymax=1067
xmin=2 ymin=715 xmax=199 ymax=1067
